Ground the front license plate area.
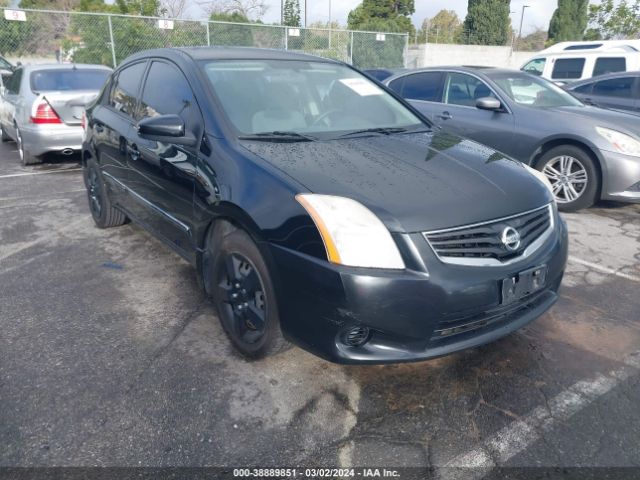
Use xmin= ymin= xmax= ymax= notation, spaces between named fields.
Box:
xmin=501 ymin=265 xmax=547 ymax=306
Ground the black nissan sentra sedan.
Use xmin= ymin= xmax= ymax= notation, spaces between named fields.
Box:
xmin=82 ymin=48 xmax=568 ymax=364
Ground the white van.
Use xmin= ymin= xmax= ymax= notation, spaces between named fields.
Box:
xmin=520 ymin=40 xmax=640 ymax=83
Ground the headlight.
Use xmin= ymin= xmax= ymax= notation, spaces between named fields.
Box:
xmin=596 ymin=127 xmax=640 ymax=157
xmin=296 ymin=194 xmax=405 ymax=269
xmin=522 ymin=163 xmax=555 ymax=198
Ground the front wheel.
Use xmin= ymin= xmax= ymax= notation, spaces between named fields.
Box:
xmin=537 ymin=145 xmax=599 ymax=212
xmin=210 ymin=227 xmax=288 ymax=359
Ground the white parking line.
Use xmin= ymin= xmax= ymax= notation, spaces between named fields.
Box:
xmin=438 ymin=351 xmax=640 ymax=478
xmin=0 ymin=168 xmax=82 ymax=179
xmin=569 ymin=256 xmax=640 ymax=283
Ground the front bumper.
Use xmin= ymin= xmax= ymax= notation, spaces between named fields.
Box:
xmin=271 ymin=215 xmax=568 ymax=364
xmin=20 ymin=124 xmax=83 ymax=157
xmin=600 ymin=149 xmax=640 ymax=203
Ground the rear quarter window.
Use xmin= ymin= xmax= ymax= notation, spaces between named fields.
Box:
xmin=552 ymin=58 xmax=586 ymax=80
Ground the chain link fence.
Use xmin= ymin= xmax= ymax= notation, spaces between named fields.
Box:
xmin=0 ymin=8 xmax=409 ymax=70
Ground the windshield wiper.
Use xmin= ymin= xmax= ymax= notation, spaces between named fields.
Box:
xmin=238 ymin=131 xmax=317 ymax=142
xmin=338 ymin=126 xmax=430 ymax=138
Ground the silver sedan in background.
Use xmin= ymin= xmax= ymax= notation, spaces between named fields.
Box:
xmin=0 ymin=63 xmax=111 ymax=165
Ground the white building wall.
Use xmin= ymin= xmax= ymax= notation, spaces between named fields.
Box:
xmin=406 ymin=44 xmax=537 ymax=70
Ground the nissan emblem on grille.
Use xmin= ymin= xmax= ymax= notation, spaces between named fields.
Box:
xmin=501 ymin=226 xmax=521 ymax=251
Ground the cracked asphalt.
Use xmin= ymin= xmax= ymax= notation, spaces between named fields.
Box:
xmin=1 ymin=141 xmax=639 ymax=475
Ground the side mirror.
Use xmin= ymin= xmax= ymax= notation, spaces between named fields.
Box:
xmin=137 ymin=114 xmax=197 ymax=147
xmin=476 ymin=97 xmax=502 ymax=111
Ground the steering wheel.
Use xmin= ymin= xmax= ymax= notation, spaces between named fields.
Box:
xmin=311 ymin=109 xmax=344 ymax=127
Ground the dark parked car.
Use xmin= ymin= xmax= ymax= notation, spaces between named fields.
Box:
xmin=564 ymin=71 xmax=640 ymax=114
xmin=82 ymin=48 xmax=567 ymax=364
xmin=363 ymin=68 xmax=407 ymax=82
xmin=385 ymin=67 xmax=640 ymax=211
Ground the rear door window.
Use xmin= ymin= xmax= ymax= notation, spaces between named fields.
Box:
xmin=444 ymin=73 xmax=497 ymax=107
xmin=593 ymin=57 xmax=626 ymax=76
xmin=552 ymin=58 xmax=586 ymax=80
xmin=399 ymin=72 xmax=444 ymax=102
xmin=593 ymin=77 xmax=634 ymax=98
xmin=108 ymin=61 xmax=146 ymax=118
xmin=5 ymin=68 xmax=22 ymax=94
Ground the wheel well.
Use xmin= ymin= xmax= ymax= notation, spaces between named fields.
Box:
xmin=81 ymin=150 xmax=93 ymax=167
xmin=531 ymin=139 xmax=603 ymax=197
xmin=197 ymin=214 xmax=271 ymax=297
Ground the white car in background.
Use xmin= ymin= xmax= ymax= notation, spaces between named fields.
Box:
xmin=521 ymin=40 xmax=640 ymax=84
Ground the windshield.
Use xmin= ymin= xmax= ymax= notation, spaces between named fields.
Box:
xmin=201 ymin=59 xmax=424 ymax=138
xmin=490 ymin=72 xmax=584 ymax=108
xmin=30 ymin=69 xmax=110 ymax=92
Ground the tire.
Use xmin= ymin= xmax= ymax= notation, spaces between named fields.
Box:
xmin=0 ymin=123 xmax=10 ymax=142
xmin=83 ymin=157 xmax=128 ymax=228
xmin=16 ymin=128 xmax=42 ymax=166
xmin=536 ymin=145 xmax=599 ymax=212
xmin=209 ymin=225 xmax=288 ymax=359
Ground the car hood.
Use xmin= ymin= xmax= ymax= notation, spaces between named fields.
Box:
xmin=241 ymin=131 xmax=553 ymax=233
xmin=547 ymin=105 xmax=640 ymax=136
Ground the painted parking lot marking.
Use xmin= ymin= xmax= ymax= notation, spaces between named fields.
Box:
xmin=0 ymin=168 xmax=82 ymax=179
xmin=438 ymin=350 xmax=640 ymax=478
xmin=569 ymin=256 xmax=640 ymax=284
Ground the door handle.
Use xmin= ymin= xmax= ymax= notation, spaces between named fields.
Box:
xmin=127 ymin=144 xmax=140 ymax=161
xmin=437 ymin=111 xmax=452 ymax=120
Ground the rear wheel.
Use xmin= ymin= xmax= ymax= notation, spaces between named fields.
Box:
xmin=209 ymin=226 xmax=288 ymax=359
xmin=537 ymin=145 xmax=599 ymax=212
xmin=0 ymin=124 xmax=10 ymax=142
xmin=83 ymin=157 xmax=128 ymax=228
xmin=16 ymin=128 xmax=42 ymax=166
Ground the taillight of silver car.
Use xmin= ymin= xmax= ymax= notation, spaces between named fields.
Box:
xmin=30 ymin=99 xmax=62 ymax=124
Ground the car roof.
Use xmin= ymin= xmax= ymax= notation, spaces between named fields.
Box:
xmin=567 ymin=70 xmax=640 ymax=88
xmin=384 ymin=66 xmax=518 ymax=83
xmin=20 ymin=63 xmax=112 ymax=72
xmin=124 ymin=46 xmax=339 ymax=64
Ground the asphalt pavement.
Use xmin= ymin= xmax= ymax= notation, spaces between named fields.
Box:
xmin=0 ymin=140 xmax=639 ymax=478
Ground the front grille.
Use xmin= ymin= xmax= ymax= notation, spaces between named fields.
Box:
xmin=424 ymin=204 xmax=553 ymax=265
xmin=429 ymin=289 xmax=552 ymax=344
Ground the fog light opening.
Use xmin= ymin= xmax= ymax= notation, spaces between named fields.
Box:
xmin=343 ymin=326 xmax=370 ymax=347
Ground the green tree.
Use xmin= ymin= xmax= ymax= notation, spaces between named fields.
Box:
xmin=547 ymin=0 xmax=588 ymax=44
xmin=347 ymin=0 xmax=414 ymax=68
xmin=283 ymin=0 xmax=300 ymax=27
xmin=516 ymin=28 xmax=547 ymax=51
xmin=209 ymin=11 xmax=254 ymax=46
xmin=418 ymin=9 xmax=462 ymax=43
xmin=585 ymin=0 xmax=640 ymax=40
xmin=462 ymin=0 xmax=511 ymax=45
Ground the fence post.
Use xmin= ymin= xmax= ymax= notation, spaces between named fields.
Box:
xmin=206 ymin=21 xmax=210 ymax=46
xmin=349 ymin=31 xmax=354 ymax=65
xmin=107 ymin=15 xmax=117 ymax=68
xmin=284 ymin=27 xmax=288 ymax=50
xmin=403 ymin=34 xmax=409 ymax=68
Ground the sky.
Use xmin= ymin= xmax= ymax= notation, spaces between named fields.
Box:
xmin=189 ymin=0 xmax=562 ymax=36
